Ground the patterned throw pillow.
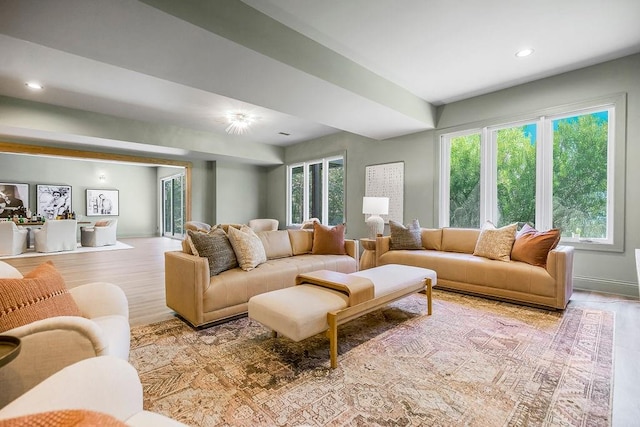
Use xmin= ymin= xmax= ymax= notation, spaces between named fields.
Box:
xmin=473 ymin=221 xmax=518 ymax=262
xmin=227 ymin=225 xmax=267 ymax=271
xmin=0 ymin=261 xmax=82 ymax=333
xmin=311 ymin=223 xmax=346 ymax=255
xmin=389 ymin=219 xmax=423 ymax=250
xmin=511 ymin=223 xmax=561 ymax=267
xmin=187 ymin=229 xmax=238 ymax=276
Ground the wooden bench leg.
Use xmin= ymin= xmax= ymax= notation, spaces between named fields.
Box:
xmin=327 ymin=313 xmax=338 ymax=369
xmin=426 ymin=278 xmax=432 ymax=316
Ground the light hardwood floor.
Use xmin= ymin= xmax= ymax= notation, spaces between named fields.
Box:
xmin=3 ymin=237 xmax=639 ymax=426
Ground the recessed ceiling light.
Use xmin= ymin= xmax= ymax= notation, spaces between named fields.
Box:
xmin=515 ymin=48 xmax=534 ymax=58
xmin=25 ymin=81 xmax=44 ymax=90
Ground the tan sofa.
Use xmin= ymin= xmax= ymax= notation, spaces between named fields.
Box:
xmin=165 ymin=227 xmax=359 ymax=327
xmin=376 ymin=227 xmax=574 ymax=309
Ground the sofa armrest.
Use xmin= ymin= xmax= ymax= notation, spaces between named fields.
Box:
xmin=375 ymin=236 xmax=391 ymax=266
xmin=0 ymin=356 xmax=143 ymax=422
xmin=0 ymin=316 xmax=110 ymax=407
xmin=344 ymin=239 xmax=359 ymax=266
xmin=164 ymin=250 xmax=210 ymax=327
xmin=546 ymin=245 xmax=574 ymax=308
xmin=70 ymin=282 xmax=129 ymax=319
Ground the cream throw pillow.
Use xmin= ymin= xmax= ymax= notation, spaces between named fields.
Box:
xmin=227 ymin=225 xmax=267 ymax=271
xmin=473 ymin=221 xmax=517 ymax=262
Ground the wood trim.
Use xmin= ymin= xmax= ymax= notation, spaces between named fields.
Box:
xmin=0 ymin=141 xmax=193 ymax=221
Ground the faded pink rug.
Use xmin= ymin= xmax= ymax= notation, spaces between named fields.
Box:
xmin=130 ymin=290 xmax=613 ymax=426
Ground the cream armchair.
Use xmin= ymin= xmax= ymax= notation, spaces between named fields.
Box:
xmin=33 ymin=219 xmax=78 ymax=252
xmin=81 ymin=219 xmax=118 ymax=247
xmin=0 ymin=356 xmax=187 ymax=426
xmin=248 ymin=218 xmax=279 ymax=232
xmin=0 ymin=281 xmax=130 ymax=407
xmin=0 ymin=221 xmax=28 ymax=255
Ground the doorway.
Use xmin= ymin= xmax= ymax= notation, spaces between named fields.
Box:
xmin=162 ymin=173 xmax=185 ymax=238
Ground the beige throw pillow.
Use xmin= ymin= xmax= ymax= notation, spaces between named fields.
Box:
xmin=473 ymin=221 xmax=517 ymax=262
xmin=227 ymin=225 xmax=267 ymax=271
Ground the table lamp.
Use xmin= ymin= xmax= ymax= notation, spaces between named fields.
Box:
xmin=362 ymin=196 xmax=389 ymax=239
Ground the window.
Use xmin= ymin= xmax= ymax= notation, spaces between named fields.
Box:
xmin=439 ymin=95 xmax=625 ymax=250
xmin=287 ymin=155 xmax=344 ymax=226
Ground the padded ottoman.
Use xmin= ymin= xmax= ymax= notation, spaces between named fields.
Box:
xmin=248 ymin=264 xmax=436 ymax=368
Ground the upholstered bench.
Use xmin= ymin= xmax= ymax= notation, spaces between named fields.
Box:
xmin=248 ymin=264 xmax=436 ymax=368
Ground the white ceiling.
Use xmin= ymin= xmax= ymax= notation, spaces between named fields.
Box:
xmin=0 ymin=0 xmax=639 ymax=159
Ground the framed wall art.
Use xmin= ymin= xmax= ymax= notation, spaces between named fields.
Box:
xmin=86 ymin=189 xmax=119 ymax=216
xmin=0 ymin=182 xmax=29 ymax=219
xmin=364 ymin=161 xmax=404 ymax=224
xmin=37 ymin=184 xmax=72 ymax=219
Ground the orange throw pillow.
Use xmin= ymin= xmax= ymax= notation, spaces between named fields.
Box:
xmin=1 ymin=410 xmax=127 ymax=427
xmin=511 ymin=224 xmax=561 ymax=268
xmin=311 ymin=223 xmax=346 ymax=255
xmin=0 ymin=261 xmax=81 ymax=333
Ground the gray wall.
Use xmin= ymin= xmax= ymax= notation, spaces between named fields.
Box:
xmin=214 ymin=161 xmax=268 ymax=225
xmin=0 ymin=155 xmax=265 ymax=237
xmin=0 ymin=153 xmax=159 ymax=237
xmin=270 ymin=53 xmax=640 ymax=297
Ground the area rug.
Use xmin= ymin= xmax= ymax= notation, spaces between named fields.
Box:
xmin=130 ymin=290 xmax=614 ymax=427
xmin=0 ymin=241 xmax=133 ymax=260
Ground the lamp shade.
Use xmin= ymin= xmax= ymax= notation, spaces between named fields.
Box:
xmin=362 ymin=197 xmax=389 ymax=215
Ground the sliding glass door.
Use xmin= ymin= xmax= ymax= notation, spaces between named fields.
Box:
xmin=162 ymin=173 xmax=185 ymax=238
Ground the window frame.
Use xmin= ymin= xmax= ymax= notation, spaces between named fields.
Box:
xmin=436 ymin=93 xmax=626 ymax=252
xmin=286 ymin=153 xmax=345 ymax=227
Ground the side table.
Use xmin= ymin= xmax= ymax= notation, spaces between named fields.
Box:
xmin=359 ymin=238 xmax=377 ymax=270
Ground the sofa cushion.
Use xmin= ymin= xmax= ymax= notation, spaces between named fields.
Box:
xmin=257 ymin=230 xmax=293 ymax=260
xmin=441 ymin=228 xmax=480 ymax=254
xmin=311 ymin=223 xmax=346 ymax=255
xmin=473 ymin=222 xmax=517 ymax=262
xmin=288 ymin=229 xmax=314 ymax=255
xmin=227 ymin=225 xmax=267 ymax=271
xmin=421 ymin=228 xmax=442 ymax=250
xmin=187 ymin=229 xmax=238 ymax=276
xmin=0 ymin=261 xmax=82 ymax=333
xmin=205 ymin=254 xmax=358 ymax=312
xmin=390 ymin=219 xmax=423 ymax=250
xmin=0 ymin=261 xmax=22 ymax=278
xmin=511 ymin=224 xmax=560 ymax=267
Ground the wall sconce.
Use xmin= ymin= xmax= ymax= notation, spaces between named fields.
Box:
xmin=362 ymin=196 xmax=389 ymax=239
xmin=99 ymin=174 xmax=106 ymax=182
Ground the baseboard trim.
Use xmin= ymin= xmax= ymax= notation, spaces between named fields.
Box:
xmin=573 ymin=276 xmax=639 ymax=298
